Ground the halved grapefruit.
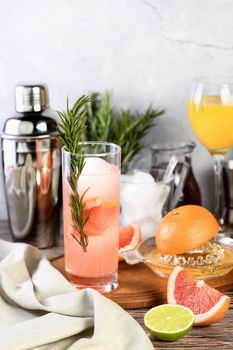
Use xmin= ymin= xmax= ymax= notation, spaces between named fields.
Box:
xmin=167 ymin=266 xmax=230 ymax=326
xmin=156 ymin=205 xmax=219 ymax=255
xmin=119 ymin=224 xmax=141 ymax=262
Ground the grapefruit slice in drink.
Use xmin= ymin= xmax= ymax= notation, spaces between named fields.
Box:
xmin=69 ymin=198 xmax=119 ymax=238
xmin=83 ymin=198 xmax=119 ymax=236
xmin=167 ymin=266 xmax=231 ymax=326
xmin=84 ymin=197 xmax=101 ymax=210
xmin=119 ymin=224 xmax=141 ymax=262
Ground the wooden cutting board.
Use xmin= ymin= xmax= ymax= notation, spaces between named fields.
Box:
xmin=51 ymin=257 xmax=233 ymax=309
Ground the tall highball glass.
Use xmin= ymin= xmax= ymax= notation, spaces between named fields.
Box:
xmin=62 ymin=142 xmax=121 ymax=292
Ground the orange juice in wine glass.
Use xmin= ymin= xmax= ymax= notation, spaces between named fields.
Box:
xmin=188 ymin=97 xmax=233 ymax=155
xmin=188 ymin=76 xmax=233 ymax=232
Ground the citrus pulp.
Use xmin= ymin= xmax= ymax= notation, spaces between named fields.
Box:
xmin=119 ymin=224 xmax=141 ymax=261
xmin=167 ymin=266 xmax=231 ymax=325
xmin=144 ymin=304 xmax=194 ymax=341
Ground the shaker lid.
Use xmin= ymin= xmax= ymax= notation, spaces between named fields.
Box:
xmin=1 ymin=116 xmax=58 ymax=139
xmin=1 ymin=84 xmax=58 ymax=140
xmin=15 ymin=84 xmax=47 ymax=113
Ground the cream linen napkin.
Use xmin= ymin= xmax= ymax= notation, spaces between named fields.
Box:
xmin=0 ymin=239 xmax=154 ymax=350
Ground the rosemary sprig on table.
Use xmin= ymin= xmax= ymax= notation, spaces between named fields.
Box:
xmin=57 ymin=95 xmax=91 ymax=252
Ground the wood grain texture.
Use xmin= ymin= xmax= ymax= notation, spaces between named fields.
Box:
xmin=52 ymin=257 xmax=168 ymax=308
xmin=53 ymin=256 xmax=233 ymax=349
xmin=131 ymin=300 xmax=233 ymax=350
xmin=1 ymin=220 xmax=233 ymax=349
xmin=51 ymin=256 xmax=233 ymax=309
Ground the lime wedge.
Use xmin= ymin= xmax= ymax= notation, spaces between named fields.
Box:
xmin=144 ymin=304 xmax=194 ymax=341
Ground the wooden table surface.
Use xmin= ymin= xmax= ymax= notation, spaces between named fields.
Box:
xmin=1 ymin=221 xmax=233 ymax=349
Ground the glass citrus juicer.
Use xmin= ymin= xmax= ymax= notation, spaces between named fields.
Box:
xmin=121 ymin=207 xmax=233 ymax=280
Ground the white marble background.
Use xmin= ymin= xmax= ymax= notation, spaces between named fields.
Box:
xmin=0 ymin=0 xmax=233 ymax=219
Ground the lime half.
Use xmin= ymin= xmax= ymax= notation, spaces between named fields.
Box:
xmin=144 ymin=304 xmax=194 ymax=341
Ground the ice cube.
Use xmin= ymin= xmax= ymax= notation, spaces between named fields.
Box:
xmin=120 ymin=170 xmax=171 ymax=239
xmin=82 ymin=157 xmax=112 ymax=175
xmin=78 ymin=157 xmax=118 ymax=203
xmin=128 ymin=170 xmax=155 ymax=184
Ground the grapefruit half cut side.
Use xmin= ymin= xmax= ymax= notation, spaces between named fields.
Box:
xmin=167 ymin=266 xmax=230 ymax=326
xmin=119 ymin=224 xmax=141 ymax=262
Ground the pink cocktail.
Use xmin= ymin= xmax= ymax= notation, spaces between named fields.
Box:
xmin=62 ymin=142 xmax=121 ymax=292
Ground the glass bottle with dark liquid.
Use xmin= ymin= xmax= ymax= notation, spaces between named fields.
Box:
xmin=222 ymin=160 xmax=233 ymax=231
xmin=150 ymin=142 xmax=201 ymax=208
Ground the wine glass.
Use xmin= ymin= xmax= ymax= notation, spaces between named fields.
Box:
xmin=188 ymin=76 xmax=233 ymax=237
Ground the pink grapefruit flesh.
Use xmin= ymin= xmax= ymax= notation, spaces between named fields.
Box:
xmin=119 ymin=224 xmax=141 ymax=262
xmin=167 ymin=266 xmax=231 ymax=326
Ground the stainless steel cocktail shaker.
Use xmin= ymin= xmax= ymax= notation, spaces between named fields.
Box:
xmin=1 ymin=85 xmax=61 ymax=248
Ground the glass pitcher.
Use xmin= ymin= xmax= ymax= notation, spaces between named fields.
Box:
xmin=150 ymin=141 xmax=201 ymax=208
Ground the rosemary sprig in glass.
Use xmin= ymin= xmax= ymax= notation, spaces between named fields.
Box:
xmin=57 ymin=95 xmax=91 ymax=252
